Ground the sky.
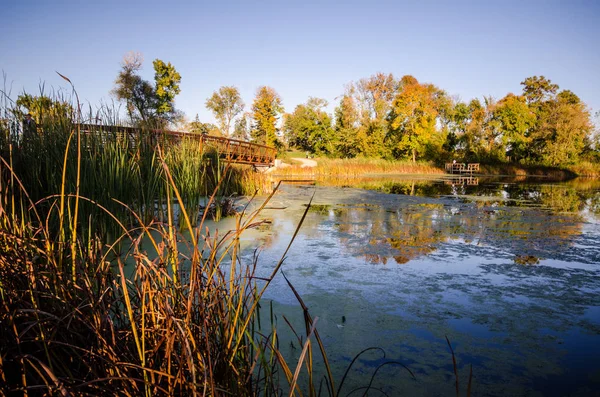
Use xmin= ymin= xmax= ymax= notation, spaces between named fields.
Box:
xmin=1 ymin=0 xmax=599 ymax=126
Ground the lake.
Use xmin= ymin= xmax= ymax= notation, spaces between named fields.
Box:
xmin=211 ymin=176 xmax=600 ymax=396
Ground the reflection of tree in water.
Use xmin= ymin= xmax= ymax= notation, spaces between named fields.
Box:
xmin=514 ymin=255 xmax=540 ymax=265
xmin=501 ymin=184 xmax=586 ymax=213
xmin=330 ymin=203 xmax=449 ymax=264
xmin=386 ymin=205 xmax=445 ymax=264
xmin=590 ymin=192 xmax=600 ymax=216
xmin=319 ymin=176 xmax=600 ymax=216
xmin=326 ymin=198 xmax=583 ymax=265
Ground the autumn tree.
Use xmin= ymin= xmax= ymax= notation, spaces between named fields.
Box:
xmin=113 ymin=52 xmax=182 ymax=128
xmin=251 ymin=86 xmax=283 ymax=146
xmin=333 ymin=94 xmax=360 ymax=157
xmin=205 ymin=86 xmax=244 ymax=137
xmin=343 ymin=73 xmax=398 ymax=157
xmin=15 ymin=94 xmax=74 ymax=125
xmin=387 ymin=76 xmax=444 ymax=162
xmin=283 ymin=97 xmax=334 ymax=155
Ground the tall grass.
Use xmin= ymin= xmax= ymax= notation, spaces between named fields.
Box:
xmin=270 ymin=158 xmax=444 ymax=183
xmin=0 ymin=89 xmax=327 ymax=394
xmin=0 ymin=89 xmax=343 ymax=396
xmin=1 ymin=88 xmax=464 ymax=395
xmin=0 ymin=90 xmax=270 ymax=240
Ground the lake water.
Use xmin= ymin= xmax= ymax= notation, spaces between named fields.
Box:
xmin=213 ymin=176 xmax=600 ymax=396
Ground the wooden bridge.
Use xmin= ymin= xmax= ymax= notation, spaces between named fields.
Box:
xmin=76 ymin=123 xmax=277 ymax=166
xmin=445 ymin=162 xmax=480 ymax=174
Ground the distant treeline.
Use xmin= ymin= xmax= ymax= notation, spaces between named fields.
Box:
xmin=197 ymin=73 xmax=598 ymax=168
xmin=6 ymin=53 xmax=599 ymax=168
xmin=280 ymin=74 xmax=598 ymax=166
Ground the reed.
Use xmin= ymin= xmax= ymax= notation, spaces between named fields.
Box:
xmin=0 ymin=88 xmax=464 ymax=396
xmin=0 ymin=89 xmax=334 ymax=396
xmin=272 ymin=158 xmax=444 ymax=179
xmin=0 ymin=135 xmax=326 ymax=395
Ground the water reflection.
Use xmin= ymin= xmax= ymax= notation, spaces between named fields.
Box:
xmin=314 ymin=194 xmax=584 ymax=265
xmin=236 ymin=179 xmax=600 ymax=396
xmin=321 ymin=175 xmax=600 ymax=215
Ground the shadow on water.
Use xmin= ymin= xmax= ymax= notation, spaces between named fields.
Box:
xmin=232 ymin=176 xmax=600 ymax=396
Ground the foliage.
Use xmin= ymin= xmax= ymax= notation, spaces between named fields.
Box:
xmin=493 ymin=93 xmax=536 ymax=162
xmin=232 ymin=112 xmax=252 ymax=141
xmin=205 ymin=86 xmax=244 ymax=137
xmin=387 ymin=77 xmax=445 ymax=162
xmin=112 ymin=52 xmax=182 ymax=128
xmin=535 ymin=91 xmax=592 ymax=165
xmin=251 ymin=86 xmax=283 ymax=146
xmin=15 ymin=92 xmax=74 ymax=123
xmin=283 ymin=97 xmax=334 ymax=154
xmin=188 ymin=114 xmax=220 ymax=136
xmin=333 ymin=94 xmax=360 ymax=158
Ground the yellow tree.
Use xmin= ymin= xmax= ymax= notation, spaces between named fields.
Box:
xmin=251 ymin=86 xmax=283 ymax=146
xmin=387 ymin=77 xmax=440 ymax=162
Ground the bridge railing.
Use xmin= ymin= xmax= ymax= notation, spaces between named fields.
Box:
xmin=75 ymin=123 xmax=277 ymax=166
xmin=445 ymin=162 xmax=480 ymax=174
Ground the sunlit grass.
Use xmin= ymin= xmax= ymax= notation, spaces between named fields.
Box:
xmin=272 ymin=157 xmax=443 ymax=179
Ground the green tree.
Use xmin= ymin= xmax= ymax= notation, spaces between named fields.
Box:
xmin=521 ymin=75 xmax=559 ymax=108
xmin=232 ymin=112 xmax=251 ymax=141
xmin=153 ymin=59 xmax=181 ymax=119
xmin=113 ymin=52 xmax=182 ymax=128
xmin=333 ymin=94 xmax=360 ymax=157
xmin=537 ymin=91 xmax=592 ymax=165
xmin=205 ymin=86 xmax=244 ymax=137
xmin=283 ymin=97 xmax=334 ymax=154
xmin=352 ymin=73 xmax=398 ymax=157
xmin=520 ymin=77 xmax=593 ymax=165
xmin=493 ymin=93 xmax=536 ymax=162
xmin=188 ymin=114 xmax=220 ymax=135
xmin=251 ymin=86 xmax=283 ymax=146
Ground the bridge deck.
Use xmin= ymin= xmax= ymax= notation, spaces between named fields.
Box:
xmin=445 ymin=162 xmax=480 ymax=174
xmin=76 ymin=123 xmax=277 ymax=166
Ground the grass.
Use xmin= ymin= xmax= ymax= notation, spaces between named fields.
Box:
xmin=0 ymin=89 xmax=475 ymax=396
xmin=0 ymin=91 xmax=305 ymax=394
xmin=271 ymin=157 xmax=443 ymax=180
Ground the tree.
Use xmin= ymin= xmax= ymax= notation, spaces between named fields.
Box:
xmin=519 ymin=77 xmax=593 ymax=165
xmin=232 ymin=112 xmax=252 ymax=141
xmin=251 ymin=86 xmax=283 ymax=146
xmin=387 ymin=77 xmax=442 ymax=162
xmin=112 ymin=52 xmax=182 ymax=128
xmin=536 ymin=91 xmax=592 ymax=165
xmin=153 ymin=59 xmax=181 ymax=120
xmin=333 ymin=94 xmax=360 ymax=158
xmin=521 ymin=76 xmax=558 ymax=108
xmin=350 ymin=73 xmax=398 ymax=157
xmin=283 ymin=97 xmax=334 ymax=154
xmin=355 ymin=72 xmax=398 ymax=121
xmin=205 ymin=86 xmax=244 ymax=137
xmin=15 ymin=94 xmax=73 ymax=124
xmin=493 ymin=93 xmax=536 ymax=162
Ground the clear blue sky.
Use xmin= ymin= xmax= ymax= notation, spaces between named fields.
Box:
xmin=1 ymin=0 xmax=599 ymax=125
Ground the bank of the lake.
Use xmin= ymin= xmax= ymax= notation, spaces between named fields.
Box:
xmin=271 ymin=156 xmax=600 ymax=180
